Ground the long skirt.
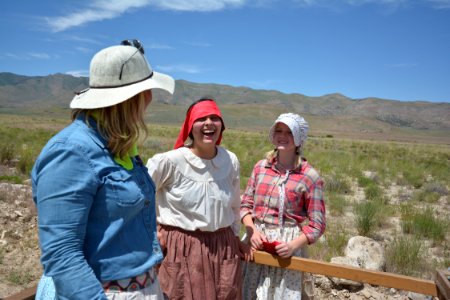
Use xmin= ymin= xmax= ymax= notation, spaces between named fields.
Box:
xmin=242 ymin=224 xmax=315 ymax=300
xmin=157 ymin=225 xmax=242 ymax=300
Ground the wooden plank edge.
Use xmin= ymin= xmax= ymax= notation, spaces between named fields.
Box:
xmin=253 ymin=251 xmax=438 ymax=297
xmin=435 ymin=269 xmax=450 ymax=300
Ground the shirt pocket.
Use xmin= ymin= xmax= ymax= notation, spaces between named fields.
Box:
xmin=104 ymin=171 xmax=145 ymax=207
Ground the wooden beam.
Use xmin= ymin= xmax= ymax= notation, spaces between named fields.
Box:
xmin=253 ymin=251 xmax=438 ymax=297
xmin=435 ymin=269 xmax=450 ymax=300
xmin=3 ymin=285 xmax=36 ymax=300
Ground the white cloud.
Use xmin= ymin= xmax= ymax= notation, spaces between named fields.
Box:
xmin=426 ymin=0 xmax=450 ymax=8
xmin=2 ymin=53 xmax=24 ymax=60
xmin=46 ymin=0 xmax=151 ymax=32
xmin=187 ymin=41 xmax=212 ymax=47
xmin=148 ymin=43 xmax=175 ymax=50
xmin=75 ymin=47 xmax=92 ymax=54
xmin=294 ymin=0 xmax=450 ymax=10
xmin=28 ymin=53 xmax=52 ymax=59
xmin=0 ymin=52 xmax=54 ymax=60
xmin=248 ymin=79 xmax=282 ymax=89
xmin=46 ymin=0 xmax=247 ymax=32
xmin=154 ymin=0 xmax=245 ymax=11
xmin=156 ymin=64 xmax=204 ymax=74
xmin=64 ymin=35 xmax=104 ymax=45
xmin=66 ymin=70 xmax=90 ymax=77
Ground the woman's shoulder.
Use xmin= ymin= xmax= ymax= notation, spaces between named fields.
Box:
xmin=218 ymin=146 xmax=238 ymax=162
xmin=149 ymin=148 xmax=183 ymax=166
xmin=41 ymin=120 xmax=102 ymax=155
xmin=300 ymin=159 xmax=322 ymax=183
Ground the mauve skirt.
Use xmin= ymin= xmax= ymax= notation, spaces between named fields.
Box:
xmin=158 ymin=225 xmax=242 ymax=300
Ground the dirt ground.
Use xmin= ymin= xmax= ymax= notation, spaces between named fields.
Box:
xmin=0 ymin=166 xmax=446 ymax=299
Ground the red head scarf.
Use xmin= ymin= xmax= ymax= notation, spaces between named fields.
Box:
xmin=174 ymin=99 xmax=225 ymax=149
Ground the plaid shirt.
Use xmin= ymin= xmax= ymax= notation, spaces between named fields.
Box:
xmin=240 ymin=158 xmax=326 ymax=244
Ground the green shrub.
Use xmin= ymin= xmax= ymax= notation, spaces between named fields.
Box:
xmin=357 ymin=176 xmax=374 ymax=188
xmin=385 ymin=236 xmax=423 ymax=276
xmin=412 ymin=190 xmax=441 ymax=204
xmin=7 ymin=270 xmax=33 ymax=285
xmin=364 ymin=184 xmax=383 ymax=201
xmin=355 ymin=201 xmax=379 ymax=237
xmin=309 ymin=222 xmax=349 ymax=262
xmin=0 ymin=175 xmax=23 ymax=184
xmin=0 ymin=143 xmax=15 ymax=163
xmin=17 ymin=146 xmax=35 ymax=175
xmin=401 ymin=206 xmax=448 ymax=243
xmin=324 ymin=176 xmax=351 ymax=194
xmin=402 ymin=169 xmax=424 ymax=188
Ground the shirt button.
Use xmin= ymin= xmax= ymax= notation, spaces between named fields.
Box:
xmin=145 ymin=200 xmax=150 ymax=205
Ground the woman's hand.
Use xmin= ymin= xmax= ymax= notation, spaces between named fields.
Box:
xmin=157 ymin=225 xmax=166 ymax=252
xmin=249 ymin=230 xmax=267 ymax=251
xmin=274 ymin=241 xmax=296 ymax=258
xmin=237 ymin=239 xmax=254 ymax=261
xmin=275 ymin=234 xmax=308 ymax=258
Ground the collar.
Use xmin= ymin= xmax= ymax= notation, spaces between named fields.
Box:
xmin=76 ymin=112 xmax=137 ymax=170
xmin=179 ymin=146 xmax=227 ymax=169
xmin=264 ymin=156 xmax=303 ymax=173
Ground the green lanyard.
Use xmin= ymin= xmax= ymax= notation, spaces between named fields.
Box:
xmin=90 ymin=112 xmax=138 ymax=170
xmin=114 ymin=144 xmax=138 ymax=170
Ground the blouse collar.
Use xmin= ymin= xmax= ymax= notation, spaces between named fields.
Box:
xmin=179 ymin=146 xmax=227 ymax=169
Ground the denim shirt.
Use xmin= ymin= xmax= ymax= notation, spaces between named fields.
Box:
xmin=31 ymin=115 xmax=162 ymax=300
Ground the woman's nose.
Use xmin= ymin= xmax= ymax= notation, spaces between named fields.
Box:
xmin=204 ymin=117 xmax=213 ymax=124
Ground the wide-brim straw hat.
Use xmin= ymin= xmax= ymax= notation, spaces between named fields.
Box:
xmin=70 ymin=44 xmax=174 ymax=109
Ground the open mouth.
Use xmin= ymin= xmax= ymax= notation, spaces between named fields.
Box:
xmin=202 ymin=129 xmax=215 ymax=137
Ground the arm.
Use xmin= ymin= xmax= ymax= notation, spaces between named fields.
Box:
xmin=240 ymin=162 xmax=267 ymax=251
xmin=146 ymin=153 xmax=173 ymax=251
xmin=33 ymin=144 xmax=106 ymax=300
xmin=230 ymin=154 xmax=242 ymax=237
xmin=302 ymin=176 xmax=326 ymax=244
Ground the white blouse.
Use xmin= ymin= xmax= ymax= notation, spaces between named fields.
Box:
xmin=146 ymin=146 xmax=241 ymax=236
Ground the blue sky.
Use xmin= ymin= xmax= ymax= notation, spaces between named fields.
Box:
xmin=1 ymin=0 xmax=449 ymax=103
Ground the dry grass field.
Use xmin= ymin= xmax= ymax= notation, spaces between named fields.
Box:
xmin=0 ymin=112 xmax=448 ymax=299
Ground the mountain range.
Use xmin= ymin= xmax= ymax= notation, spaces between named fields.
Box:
xmin=0 ymin=72 xmax=449 ymax=143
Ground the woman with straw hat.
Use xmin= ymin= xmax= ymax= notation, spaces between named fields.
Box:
xmin=32 ymin=39 xmax=174 ymax=299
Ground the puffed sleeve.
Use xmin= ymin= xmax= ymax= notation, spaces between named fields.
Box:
xmin=146 ymin=153 xmax=174 ymax=191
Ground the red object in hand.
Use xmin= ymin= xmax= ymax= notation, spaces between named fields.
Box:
xmin=262 ymin=241 xmax=281 ymax=255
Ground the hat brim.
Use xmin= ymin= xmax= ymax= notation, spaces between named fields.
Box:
xmin=70 ymin=71 xmax=175 ymax=109
xmin=269 ymin=119 xmax=301 ymax=147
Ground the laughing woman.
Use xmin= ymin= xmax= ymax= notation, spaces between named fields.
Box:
xmin=146 ymin=98 xmax=251 ymax=300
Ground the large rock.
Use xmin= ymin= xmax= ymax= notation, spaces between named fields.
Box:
xmin=329 ymin=256 xmax=364 ymax=288
xmin=345 ymin=236 xmax=386 ymax=271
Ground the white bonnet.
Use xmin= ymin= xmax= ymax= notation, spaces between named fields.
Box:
xmin=269 ymin=113 xmax=309 ymax=147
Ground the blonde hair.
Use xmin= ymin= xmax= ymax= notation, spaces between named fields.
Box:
xmin=71 ymin=92 xmax=148 ymax=157
xmin=265 ymin=147 xmax=303 ymax=169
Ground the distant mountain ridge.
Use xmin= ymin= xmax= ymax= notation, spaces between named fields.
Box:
xmin=0 ymin=72 xmax=449 ymax=131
